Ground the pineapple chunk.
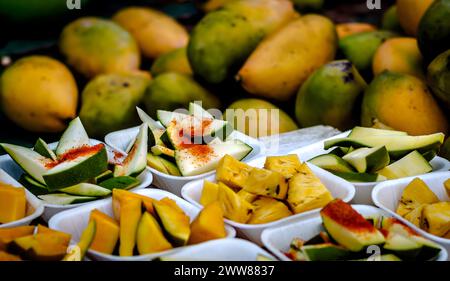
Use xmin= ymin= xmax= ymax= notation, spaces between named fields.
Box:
xmin=396 ymin=178 xmax=439 ymax=217
xmin=404 ymin=205 xmax=425 ymax=228
xmin=237 ymin=189 xmax=258 ymax=203
xmin=217 ymin=182 xmax=254 ymax=223
xmin=248 ymin=197 xmax=292 ymax=224
xmin=421 ymin=202 xmax=450 ymax=237
xmin=264 ymin=154 xmax=302 ymax=179
xmin=444 ymin=179 xmax=450 ymax=198
xmin=216 ymin=155 xmax=252 ymax=189
xmin=241 ymin=167 xmax=288 ymax=200
xmin=200 ymin=181 xmax=219 ymax=206
xmin=287 ymin=163 xmax=333 ymax=214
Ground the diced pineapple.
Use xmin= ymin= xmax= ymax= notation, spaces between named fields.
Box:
xmin=216 ymin=155 xmax=252 ymax=189
xmin=237 ymin=189 xmax=258 ymax=203
xmin=264 ymin=154 xmax=302 ymax=179
xmin=404 ymin=205 xmax=425 ymax=228
xmin=396 ymin=178 xmax=439 ymax=217
xmin=241 ymin=167 xmax=288 ymax=200
xmin=421 ymin=202 xmax=450 ymax=237
xmin=248 ymin=197 xmax=292 ymax=224
xmin=200 ymin=181 xmax=219 ymax=206
xmin=217 ymin=182 xmax=254 ymax=223
xmin=287 ymin=163 xmax=333 ymax=214
xmin=444 ymin=179 xmax=450 ymax=198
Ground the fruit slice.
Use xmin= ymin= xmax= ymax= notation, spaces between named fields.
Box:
xmin=237 ymin=189 xmax=257 ymax=203
xmin=421 ymin=202 xmax=450 ymax=237
xmin=77 ymin=220 xmax=96 ymax=260
xmin=146 ymin=153 xmax=181 ymax=176
xmin=136 ymin=107 xmax=165 ymax=147
xmin=444 ymin=179 xmax=450 ymax=197
xmin=98 ymin=176 xmax=140 ymax=191
xmin=248 ymin=197 xmax=292 ymax=224
xmin=112 ymin=189 xmax=155 ymax=220
xmin=356 ymin=254 xmax=402 ymax=261
xmin=43 ymin=144 xmax=108 ymax=190
xmin=94 ymin=170 xmax=113 ymax=183
xmin=0 ymin=226 xmax=35 ymax=251
xmin=200 ymin=180 xmax=219 ymax=206
xmin=216 ymin=154 xmax=253 ymax=189
xmin=118 ymin=196 xmax=142 ymax=256
xmin=320 ymin=199 xmax=385 ymax=252
xmin=188 ymin=202 xmax=226 ymax=244
xmin=60 ymin=183 xmax=111 ymax=197
xmin=189 ymin=102 xmax=214 ymax=119
xmin=153 ymin=200 xmax=190 ymax=247
xmin=36 ymin=225 xmax=71 ymax=247
xmin=217 ymin=182 xmax=254 ymax=223
xmin=19 ymin=174 xmax=50 ymax=196
xmin=55 ymin=117 xmax=90 ymax=156
xmin=242 ymin=167 xmax=288 ymax=200
xmin=89 ymin=209 xmax=119 ymax=255
xmin=1 ymin=143 xmax=49 ymax=184
xmin=0 ymin=251 xmax=22 ymax=261
xmin=396 ymin=177 xmax=439 ymax=217
xmin=9 ymin=233 xmax=68 ymax=261
xmin=342 ymin=146 xmax=390 ymax=173
xmin=348 ymin=126 xmax=408 ymax=138
xmin=136 ymin=212 xmax=173 ymax=255
xmin=38 ymin=194 xmax=97 ymax=205
xmin=264 ymin=154 xmax=302 ymax=179
xmin=383 ymin=232 xmax=422 ymax=260
xmin=151 ymin=145 xmax=175 ymax=158
xmin=377 ymin=151 xmax=432 ymax=180
xmin=175 ymin=140 xmax=252 ymax=177
xmin=332 ymin=171 xmax=385 ymax=182
xmin=114 ymin=124 xmax=148 ymax=177
xmin=300 ymin=243 xmax=352 ymax=261
xmin=33 ymin=138 xmax=57 ymax=161
xmin=0 ymin=184 xmax=26 ymax=224
xmin=308 ymin=154 xmax=355 ymax=173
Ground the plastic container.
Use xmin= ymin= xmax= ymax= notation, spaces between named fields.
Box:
xmin=181 ymin=162 xmax=355 ymax=245
xmin=0 ymin=139 xmax=153 ymax=221
xmin=372 ymin=171 xmax=450 ymax=259
xmin=0 ymin=169 xmax=44 ymax=228
xmin=49 ymin=188 xmax=236 ymax=261
xmin=157 ymin=238 xmax=275 ymax=261
xmin=290 ymin=132 xmax=450 ymax=205
xmin=105 ymin=127 xmax=265 ymax=196
xmin=261 ymin=205 xmax=448 ymax=261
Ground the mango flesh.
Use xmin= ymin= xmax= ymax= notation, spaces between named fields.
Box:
xmin=0 ymin=184 xmax=26 ymax=224
xmin=59 ymin=17 xmax=140 ymax=78
xmin=373 ymin=38 xmax=424 ymax=79
xmin=89 ymin=209 xmax=119 ymax=255
xmin=36 ymin=225 xmax=71 ymax=247
xmin=295 ymin=60 xmax=367 ymax=131
xmin=225 ymin=98 xmax=298 ymax=138
xmin=151 ymin=47 xmax=192 ymax=76
xmin=427 ymin=49 xmax=450 ymax=109
xmin=421 ymin=202 xmax=450 ymax=237
xmin=0 ymin=55 xmax=78 ymax=133
xmin=336 ymin=22 xmax=377 ymax=39
xmin=0 ymin=226 xmax=35 ymax=251
xmin=397 ymin=0 xmax=434 ymax=36
xmin=200 ymin=181 xmax=220 ymax=206
xmin=238 ymin=15 xmax=337 ymax=101
xmin=136 ymin=212 xmax=172 ymax=255
xmin=79 ymin=72 xmax=151 ymax=138
xmin=361 ymin=71 xmax=448 ymax=135
xmin=118 ymin=196 xmax=142 ymax=257
xmin=113 ymin=7 xmax=188 ymax=59
xmin=188 ymin=202 xmax=226 ymax=244
xmin=143 ymin=72 xmax=220 ymax=118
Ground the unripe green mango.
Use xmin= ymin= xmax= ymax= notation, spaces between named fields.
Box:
xmin=151 ymin=47 xmax=192 ymax=77
xmin=382 ymin=5 xmax=402 ymax=33
xmin=428 ymin=49 xmax=450 ymax=109
xmin=295 ymin=60 xmax=367 ymax=130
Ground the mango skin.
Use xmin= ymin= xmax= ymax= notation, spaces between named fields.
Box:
xmin=440 ymin=138 xmax=450 ymax=161
xmin=296 ymin=60 xmax=367 ymax=131
xmin=238 ymin=15 xmax=337 ymax=101
xmin=382 ymin=5 xmax=402 ymax=33
xmin=336 ymin=22 xmax=377 ymax=39
xmin=151 ymin=47 xmax=192 ymax=77
xmin=373 ymin=37 xmax=424 ymax=79
xmin=361 ymin=71 xmax=448 ymax=135
xmin=428 ymin=50 xmax=450 ymax=109
xmin=79 ymin=73 xmax=151 ymax=137
xmin=143 ymin=73 xmax=220 ymax=118
xmin=397 ymin=0 xmax=434 ymax=36
xmin=224 ymin=98 xmax=298 ymax=138
xmin=418 ymin=0 xmax=450 ymax=63
xmin=0 ymin=56 xmax=78 ymax=133
xmin=59 ymin=17 xmax=140 ymax=78
xmin=113 ymin=7 xmax=189 ymax=59
xmin=202 ymin=0 xmax=233 ymax=12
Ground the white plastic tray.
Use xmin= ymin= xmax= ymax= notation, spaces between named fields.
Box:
xmin=372 ymin=171 xmax=450 ymax=257
xmin=49 ymin=188 xmax=236 ymax=261
xmin=0 ymin=139 xmax=153 ymax=221
xmin=290 ymin=132 xmax=450 ymax=205
xmin=261 ymin=205 xmax=448 ymax=261
xmin=105 ymin=126 xmax=265 ymax=196
xmin=0 ymin=169 xmax=44 ymax=228
xmin=181 ymin=161 xmax=355 ymax=245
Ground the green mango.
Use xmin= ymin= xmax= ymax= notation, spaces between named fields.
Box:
xmin=295 ymin=60 xmax=367 ymax=130
xmin=382 ymin=5 xmax=403 ymax=33
xmin=428 ymin=49 xmax=450 ymax=109
xmin=151 ymin=47 xmax=192 ymax=77
xmin=143 ymin=73 xmax=220 ymax=118
xmin=418 ymin=0 xmax=450 ymax=62
xmin=79 ymin=73 xmax=151 ymax=137
xmin=291 ymin=0 xmax=324 ymax=11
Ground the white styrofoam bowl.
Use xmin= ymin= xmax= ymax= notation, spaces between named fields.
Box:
xmin=105 ymin=126 xmax=265 ymax=196
xmin=261 ymin=205 xmax=448 ymax=261
xmin=290 ymin=131 xmax=450 ymax=205
xmin=157 ymin=238 xmax=276 ymax=261
xmin=0 ymin=139 xmax=153 ymax=221
xmin=181 ymin=162 xmax=355 ymax=245
xmin=49 ymin=188 xmax=236 ymax=261
xmin=0 ymin=169 xmax=44 ymax=228
xmin=372 ymin=171 xmax=450 ymax=258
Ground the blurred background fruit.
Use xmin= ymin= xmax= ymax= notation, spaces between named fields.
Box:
xmin=291 ymin=0 xmax=324 ymax=11
xmin=336 ymin=22 xmax=377 ymax=39
xmin=440 ymin=137 xmax=450 ymax=161
xmin=427 ymin=49 xmax=450 ymax=109
xmin=151 ymin=47 xmax=192 ymax=77
xmin=396 ymin=0 xmax=433 ymax=36
xmin=381 ymin=5 xmax=402 ymax=33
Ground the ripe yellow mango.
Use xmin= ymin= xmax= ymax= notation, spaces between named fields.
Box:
xmin=397 ymin=0 xmax=434 ymax=36
xmin=336 ymin=22 xmax=377 ymax=39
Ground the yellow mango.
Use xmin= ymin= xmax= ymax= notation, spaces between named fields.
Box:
xmin=248 ymin=197 xmax=292 ymax=224
xmin=0 ymin=251 xmax=22 ymax=261
xmin=112 ymin=189 xmax=154 ymax=221
xmin=264 ymin=154 xmax=302 ymax=179
xmin=216 ymin=155 xmax=253 ymax=189
xmin=242 ymin=167 xmax=288 ymax=200
xmin=396 ymin=178 xmax=439 ymax=217
xmin=0 ymin=184 xmax=26 ymax=224
xmin=200 ymin=181 xmax=220 ymax=206
xmin=444 ymin=179 xmax=450 ymax=197
xmin=397 ymin=0 xmax=434 ymax=36
xmin=188 ymin=202 xmax=226 ymax=244
xmin=217 ymin=182 xmax=254 ymax=223
xmin=421 ymin=202 xmax=450 ymax=237
xmin=136 ymin=212 xmax=172 ymax=255
xmin=36 ymin=225 xmax=71 ymax=247
xmin=0 ymin=226 xmax=35 ymax=251
xmin=118 ymin=196 xmax=142 ymax=256
xmin=89 ymin=209 xmax=120 ymax=255
xmin=336 ymin=22 xmax=377 ymax=39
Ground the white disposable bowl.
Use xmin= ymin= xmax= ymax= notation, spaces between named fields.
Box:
xmin=105 ymin=127 xmax=265 ymax=196
xmin=181 ymin=161 xmax=355 ymax=245
xmin=157 ymin=238 xmax=275 ymax=261
xmin=49 ymin=188 xmax=236 ymax=261
xmin=372 ymin=171 xmax=450 ymax=258
xmin=261 ymin=205 xmax=448 ymax=261
xmin=0 ymin=169 xmax=44 ymax=228
xmin=291 ymin=131 xmax=450 ymax=205
xmin=0 ymin=139 xmax=153 ymax=221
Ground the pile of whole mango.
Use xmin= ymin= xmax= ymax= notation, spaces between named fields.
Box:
xmin=0 ymin=0 xmax=449 ymax=155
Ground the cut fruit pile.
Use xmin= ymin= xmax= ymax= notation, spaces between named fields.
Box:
xmin=78 ymin=189 xmax=226 ymax=257
xmin=309 ymin=127 xmax=444 ymax=182
xmin=396 ymin=178 xmax=450 ymax=238
xmin=136 ymin=103 xmax=253 ymax=177
xmin=0 ymin=182 xmax=27 ymax=224
xmin=0 ymin=117 xmax=145 ymax=205
xmin=286 ymin=200 xmax=442 ymax=261
xmin=200 ymin=154 xmax=334 ymax=224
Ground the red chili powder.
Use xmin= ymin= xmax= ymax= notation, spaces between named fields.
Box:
xmin=45 ymin=144 xmax=104 ymax=168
